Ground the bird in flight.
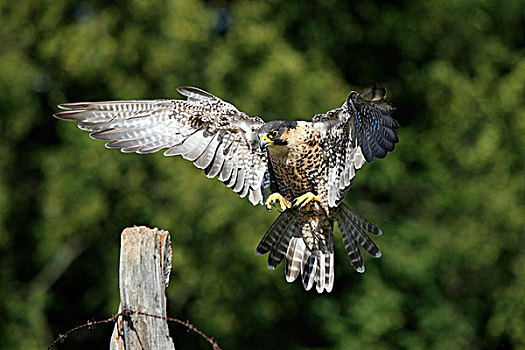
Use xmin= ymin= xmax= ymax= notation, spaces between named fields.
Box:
xmin=54 ymin=84 xmax=399 ymax=293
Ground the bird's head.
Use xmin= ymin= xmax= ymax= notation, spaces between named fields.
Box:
xmin=257 ymin=120 xmax=297 ymax=149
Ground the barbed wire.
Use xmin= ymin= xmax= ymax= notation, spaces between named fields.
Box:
xmin=48 ymin=308 xmax=223 ymax=350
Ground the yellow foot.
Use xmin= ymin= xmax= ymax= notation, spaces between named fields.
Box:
xmin=265 ymin=193 xmax=292 ymax=211
xmin=293 ymin=192 xmax=321 ymax=211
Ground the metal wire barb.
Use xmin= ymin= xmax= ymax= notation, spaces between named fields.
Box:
xmin=48 ymin=308 xmax=223 ymax=350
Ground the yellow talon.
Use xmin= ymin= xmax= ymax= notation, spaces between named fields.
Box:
xmin=294 ymin=192 xmax=321 ymax=210
xmin=265 ymin=193 xmax=291 ymax=211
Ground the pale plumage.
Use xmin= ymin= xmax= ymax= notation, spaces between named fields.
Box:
xmin=55 ymin=87 xmax=269 ymax=205
xmin=54 ymin=84 xmax=399 ymax=293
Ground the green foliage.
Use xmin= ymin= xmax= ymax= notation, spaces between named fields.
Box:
xmin=1 ymin=0 xmax=524 ymax=348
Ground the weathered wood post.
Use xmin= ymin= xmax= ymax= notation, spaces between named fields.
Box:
xmin=110 ymin=226 xmax=175 ymax=349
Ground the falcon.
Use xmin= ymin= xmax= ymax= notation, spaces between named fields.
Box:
xmin=54 ymin=84 xmax=399 ymax=293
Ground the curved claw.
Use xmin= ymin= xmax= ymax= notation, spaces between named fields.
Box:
xmin=293 ymin=192 xmax=321 ymax=210
xmin=265 ymin=193 xmax=291 ymax=211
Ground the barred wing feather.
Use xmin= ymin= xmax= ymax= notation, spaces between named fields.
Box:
xmin=54 ymin=87 xmax=269 ymax=206
xmin=313 ymin=84 xmax=399 ymax=207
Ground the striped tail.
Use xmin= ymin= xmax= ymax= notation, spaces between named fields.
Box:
xmin=335 ymin=203 xmax=382 ymax=273
xmin=256 ymin=203 xmax=383 ymax=293
xmin=255 ymin=210 xmax=335 ymax=293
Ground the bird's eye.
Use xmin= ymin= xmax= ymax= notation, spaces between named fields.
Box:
xmin=269 ymin=131 xmax=279 ymax=139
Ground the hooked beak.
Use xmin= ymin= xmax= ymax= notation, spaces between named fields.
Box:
xmin=259 ymin=135 xmax=272 ymax=149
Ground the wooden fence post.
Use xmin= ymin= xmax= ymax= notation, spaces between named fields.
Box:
xmin=110 ymin=226 xmax=175 ymax=350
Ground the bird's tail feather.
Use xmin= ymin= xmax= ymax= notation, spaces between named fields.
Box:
xmin=256 ymin=203 xmax=383 ymax=293
xmin=256 ymin=210 xmax=335 ymax=293
xmin=335 ymin=203 xmax=382 ymax=273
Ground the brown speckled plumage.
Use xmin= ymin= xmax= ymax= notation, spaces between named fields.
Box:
xmin=54 ymin=84 xmax=398 ymax=293
xmin=268 ymin=123 xmax=328 ymax=208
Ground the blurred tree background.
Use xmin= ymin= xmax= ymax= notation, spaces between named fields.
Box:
xmin=1 ymin=0 xmax=524 ymax=348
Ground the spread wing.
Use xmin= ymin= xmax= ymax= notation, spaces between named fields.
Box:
xmin=54 ymin=87 xmax=270 ymax=205
xmin=313 ymin=83 xmax=399 ymax=207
